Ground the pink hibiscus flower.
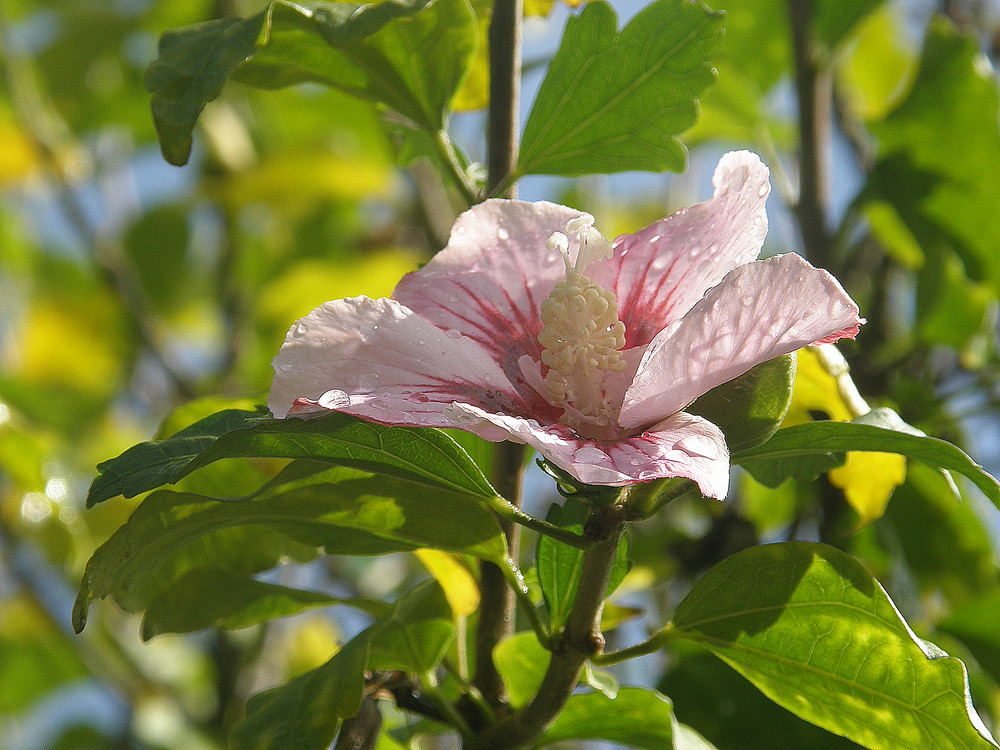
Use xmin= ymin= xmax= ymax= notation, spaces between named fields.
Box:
xmin=268 ymin=152 xmax=861 ymax=499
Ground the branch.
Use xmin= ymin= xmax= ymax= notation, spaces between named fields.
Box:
xmin=472 ymin=520 xmax=624 ymax=749
xmin=787 ymin=0 xmax=833 ymax=267
xmin=474 ymin=0 xmax=525 ymax=713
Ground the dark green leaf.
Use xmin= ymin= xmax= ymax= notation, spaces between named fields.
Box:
xmin=689 ymin=354 xmax=796 ymax=453
xmin=230 ymin=627 xmax=371 ymax=750
xmin=86 ymin=408 xmax=267 ymax=507
xmin=672 ymin=542 xmax=997 ymax=749
xmin=537 ymin=496 xmax=629 ymax=631
xmin=73 ymin=466 xmax=506 ymax=632
xmin=537 ymin=687 xmax=676 ymax=748
xmin=146 ymin=0 xmax=475 ymax=165
xmin=140 ymin=569 xmax=389 ymax=639
xmin=517 ymin=0 xmax=722 ymax=177
xmin=732 ymin=408 xmax=1000 ymax=506
xmin=180 ymin=412 xmax=498 ymax=500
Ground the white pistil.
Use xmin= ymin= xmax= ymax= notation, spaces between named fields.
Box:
xmin=537 ymin=215 xmax=626 ymax=436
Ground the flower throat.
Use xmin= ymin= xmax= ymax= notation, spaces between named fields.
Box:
xmin=537 ymin=216 xmax=626 ymax=437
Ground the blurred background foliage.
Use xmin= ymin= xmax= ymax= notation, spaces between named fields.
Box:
xmin=3 ymin=0 xmax=1000 ymax=748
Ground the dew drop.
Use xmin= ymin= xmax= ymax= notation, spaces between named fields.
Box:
xmin=412 ymin=393 xmax=430 ymax=403
xmin=455 ymin=225 xmax=467 ymax=235
xmin=497 ymin=227 xmax=510 ymax=241
xmin=360 ymin=325 xmax=378 ymax=343
xmin=358 ymin=372 xmax=381 ymax=390
xmin=758 ymin=183 xmax=769 ymax=198
xmin=370 ymin=398 xmax=388 ymax=409
xmin=675 ymin=435 xmax=717 ymax=459
xmin=572 ymin=445 xmax=608 ymax=464
xmin=741 ymin=295 xmax=754 ymax=308
xmin=648 ymin=234 xmax=662 ymax=243
xmin=445 ymin=328 xmax=463 ymax=339
xmin=706 ymin=243 xmax=719 ymax=256
xmin=418 ymin=339 xmax=427 ymax=346
xmin=728 ymin=165 xmax=749 ymax=191
xmin=318 ymin=389 xmax=350 ymax=409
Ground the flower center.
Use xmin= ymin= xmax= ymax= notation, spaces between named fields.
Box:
xmin=537 ymin=215 xmax=626 ymax=435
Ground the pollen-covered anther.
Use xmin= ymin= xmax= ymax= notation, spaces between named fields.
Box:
xmin=537 ymin=217 xmax=627 ymax=434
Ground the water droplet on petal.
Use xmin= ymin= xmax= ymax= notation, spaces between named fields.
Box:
xmin=572 ymin=445 xmax=608 ymax=464
xmin=497 ymin=227 xmax=510 ymax=241
xmin=370 ymin=398 xmax=388 ymax=409
xmin=675 ymin=435 xmax=717 ymax=459
xmin=728 ymin=165 xmax=749 ymax=191
xmin=412 ymin=393 xmax=430 ymax=403
xmin=648 ymin=234 xmax=662 ymax=243
xmin=358 ymin=372 xmax=380 ymax=390
xmin=706 ymin=243 xmax=719 ymax=256
xmin=445 ymin=328 xmax=463 ymax=339
xmin=360 ymin=325 xmax=378 ymax=343
xmin=318 ymin=389 xmax=350 ymax=408
xmin=758 ymin=184 xmax=769 ymax=198
xmin=741 ymin=295 xmax=754 ymax=308
xmin=278 ymin=364 xmax=292 ymax=372
xmin=455 ymin=225 xmax=467 ymax=235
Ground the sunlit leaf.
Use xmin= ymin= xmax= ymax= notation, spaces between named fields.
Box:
xmin=537 ymin=687 xmax=676 ymax=748
xmin=738 ymin=406 xmax=1000 ymax=506
xmin=494 ymin=631 xmax=549 ymax=708
xmin=414 ymin=549 xmax=479 ymax=617
xmin=517 ymin=0 xmax=722 ymax=177
xmin=673 ymin=542 xmax=998 ymax=749
xmin=661 ymin=648 xmax=863 ymax=750
xmin=835 ymin=4 xmax=915 ymax=122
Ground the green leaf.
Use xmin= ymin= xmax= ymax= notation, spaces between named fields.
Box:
xmin=537 ymin=495 xmax=629 ymax=631
xmin=140 ymin=569 xmax=389 ymax=640
xmin=86 ymin=407 xmax=267 ymax=507
xmin=180 ymin=412 xmax=498 ymax=500
xmin=689 ymin=354 xmax=796 ymax=453
xmin=230 ymin=627 xmax=371 ymax=750
xmin=146 ymin=0 xmax=475 ymax=166
xmin=230 ymin=581 xmax=450 ymax=750
xmin=661 ymin=648 xmax=863 ymax=750
xmin=864 ymin=19 xmax=1000 ymax=293
xmin=812 ymin=0 xmax=886 ymax=48
xmin=536 ymin=687 xmax=676 ymax=748
xmin=368 ymin=581 xmax=454 ymax=674
xmin=938 ymin=590 xmax=1000 ymax=686
xmin=882 ymin=463 xmax=996 ymax=603
xmin=73 ymin=466 xmax=506 ymax=632
xmin=494 ymin=632 xmax=550 ymax=709
xmin=517 ymin=0 xmax=722 ymax=177
xmin=732 ymin=408 xmax=1000 ymax=507
xmin=672 ymin=542 xmax=998 ymax=749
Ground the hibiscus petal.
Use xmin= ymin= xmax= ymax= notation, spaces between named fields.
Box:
xmin=619 ymin=253 xmax=862 ymax=430
xmin=442 ymin=404 xmax=729 ymax=498
xmin=392 ymin=199 xmax=586 ymax=377
xmin=268 ymin=296 xmax=536 ymax=423
xmin=589 ymin=151 xmax=770 ymax=348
